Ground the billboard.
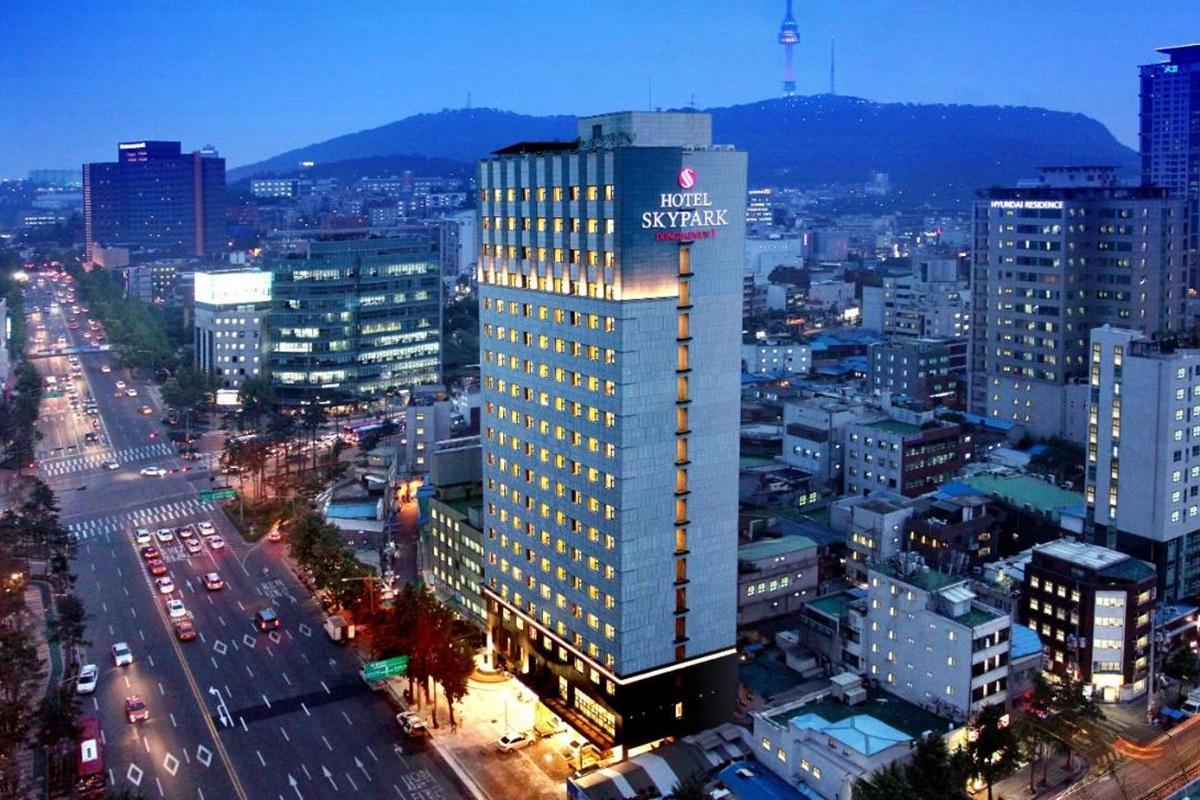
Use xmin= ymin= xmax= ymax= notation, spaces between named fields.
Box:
xmin=194 ymin=271 xmax=272 ymax=306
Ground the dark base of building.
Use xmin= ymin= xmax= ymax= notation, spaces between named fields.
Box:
xmin=487 ymin=600 xmax=736 ymax=751
xmin=1098 ymin=524 xmax=1200 ymax=604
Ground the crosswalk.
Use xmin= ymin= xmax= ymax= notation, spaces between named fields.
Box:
xmin=39 ymin=442 xmax=175 ymax=476
xmin=66 ymin=497 xmax=216 ymax=541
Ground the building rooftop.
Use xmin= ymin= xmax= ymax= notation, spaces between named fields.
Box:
xmin=806 ymin=589 xmax=866 ymax=620
xmin=1011 ymin=623 xmax=1044 ymax=661
xmin=766 ymin=688 xmax=951 ymax=741
xmin=1034 ymin=540 xmax=1156 ymax=583
xmin=959 ymin=473 xmax=1083 ymax=520
xmin=790 ymin=712 xmax=909 ymax=757
xmin=865 ymin=418 xmax=921 ymax=436
xmin=873 ymin=561 xmax=963 ymax=594
xmin=956 ymin=606 xmax=1001 ymax=628
xmin=738 ymin=534 xmax=819 ymax=563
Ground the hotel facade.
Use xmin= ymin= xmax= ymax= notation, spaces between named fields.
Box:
xmin=477 ymin=112 xmax=745 ymax=750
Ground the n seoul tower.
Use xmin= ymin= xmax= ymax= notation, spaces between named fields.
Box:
xmin=778 ymin=0 xmax=800 ymax=96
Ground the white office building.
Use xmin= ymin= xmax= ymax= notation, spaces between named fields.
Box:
xmin=1088 ymin=325 xmax=1200 ymax=601
xmin=193 ymin=270 xmax=271 ymax=390
xmin=742 ymin=340 xmax=811 ymax=375
xmin=477 ymin=111 xmax=745 ymax=750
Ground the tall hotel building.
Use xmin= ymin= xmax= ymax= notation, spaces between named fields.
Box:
xmin=969 ymin=167 xmax=1186 ymax=441
xmin=477 ymin=112 xmax=745 ymax=750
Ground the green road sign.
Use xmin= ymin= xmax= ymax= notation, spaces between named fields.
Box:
xmin=44 ymin=390 xmax=63 ymax=398
xmin=362 ymin=655 xmax=409 ymax=682
xmin=199 ymin=488 xmax=236 ymax=503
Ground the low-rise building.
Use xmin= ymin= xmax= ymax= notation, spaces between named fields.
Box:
xmin=193 ymin=269 xmax=272 ymax=390
xmin=844 ymin=417 xmax=967 ymax=498
xmin=425 ymin=436 xmax=485 ymax=626
xmin=783 ymin=398 xmax=873 ymax=494
xmin=1020 ymin=540 xmax=1156 ymax=702
xmin=868 ymin=338 xmax=966 ymax=410
xmin=742 ymin=340 xmax=812 ymax=376
xmin=865 ymin=560 xmax=1012 ymax=722
xmin=832 ymin=493 xmax=917 ymax=586
xmin=737 ymin=535 xmax=821 ymax=626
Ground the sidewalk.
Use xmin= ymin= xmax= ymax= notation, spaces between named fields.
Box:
xmin=16 ymin=582 xmax=56 ymax=800
xmin=981 ymin=752 xmax=1087 ymax=800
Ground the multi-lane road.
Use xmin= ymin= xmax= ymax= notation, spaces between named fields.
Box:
xmin=26 ymin=278 xmax=464 ymax=800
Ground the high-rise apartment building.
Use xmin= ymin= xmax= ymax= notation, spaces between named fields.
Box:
xmin=477 ymin=112 xmax=745 ymax=750
xmin=969 ymin=167 xmax=1187 ymax=440
xmin=1140 ymin=45 xmax=1200 ymax=286
xmin=83 ymin=141 xmax=226 ymax=262
xmin=265 ymin=232 xmax=441 ymax=405
xmin=1088 ymin=325 xmax=1200 ymax=602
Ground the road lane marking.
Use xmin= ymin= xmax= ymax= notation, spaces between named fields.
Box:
xmin=262 ymin=694 xmax=271 ymax=709
xmin=126 ymin=763 xmax=144 ymax=786
xmin=169 ymin=712 xmax=176 ymax=728
xmin=346 ymin=773 xmax=358 ymax=792
xmin=280 ymin=726 xmax=290 ymax=742
xmin=143 ymin=736 xmax=150 ymax=753
xmin=366 ymin=745 xmax=378 ymax=762
xmin=240 ymin=716 xmax=248 ymax=732
xmin=163 ymin=753 xmax=179 ymax=776
xmin=125 ymin=675 xmax=130 ymax=689
xmin=322 ymin=735 xmax=333 ymax=752
xmin=301 ymin=702 xmax=310 ymax=717
xmin=321 ymin=680 xmax=330 ymax=695
xmin=158 ymin=682 xmax=165 ymax=696
xmin=282 ymin=672 xmax=291 ymax=686
xmin=147 ymin=654 xmax=155 ymax=668
xmin=340 ymin=711 xmax=352 ymax=725
xmin=156 ymin=776 xmax=163 ymax=797
xmin=256 ymin=750 xmax=266 ymax=767
xmin=246 ymin=665 xmax=254 ymax=678
xmin=210 ymin=656 xmax=219 ymax=669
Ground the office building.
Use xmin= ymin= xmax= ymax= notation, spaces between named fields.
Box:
xmin=83 ymin=141 xmax=226 ymax=262
xmin=1140 ymin=45 xmax=1200 ymax=286
xmin=742 ymin=339 xmax=811 ymax=375
xmin=865 ymin=560 xmax=1011 ymax=722
xmin=265 ymin=232 xmax=442 ymax=405
xmin=737 ymin=534 xmax=820 ymax=626
xmin=969 ymin=167 xmax=1188 ymax=439
xmin=832 ymin=494 xmax=917 ymax=586
xmin=863 ymin=256 xmax=969 ymax=340
xmin=427 ymin=436 xmax=486 ymax=625
xmin=746 ymin=188 xmax=774 ymax=225
xmin=1020 ymin=540 xmax=1155 ymax=702
xmin=868 ymin=338 xmax=966 ymax=410
xmin=1088 ymin=325 xmax=1200 ymax=601
xmin=477 ymin=111 xmax=745 ymax=750
xmin=843 ymin=417 xmax=967 ymax=498
xmin=193 ymin=270 xmax=272 ymax=390
xmin=250 ymin=178 xmax=300 ymax=199
xmin=403 ymin=391 xmax=454 ymax=473
xmin=782 ymin=398 xmax=872 ymax=494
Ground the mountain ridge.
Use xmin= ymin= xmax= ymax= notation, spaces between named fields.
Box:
xmin=228 ymin=95 xmax=1138 ymax=202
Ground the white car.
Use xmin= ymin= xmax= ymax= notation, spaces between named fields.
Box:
xmin=140 ymin=466 xmax=167 ymax=477
xmin=197 ymin=521 xmax=216 ymax=536
xmin=112 ymin=642 xmax=133 ymax=666
xmin=497 ymin=731 xmax=533 ymax=752
xmin=155 ymin=576 xmax=175 ymax=594
xmin=100 ymin=365 xmax=111 ymax=373
xmin=397 ymin=711 xmax=429 ymax=737
xmin=103 ymin=461 xmax=120 ymax=471
xmin=183 ymin=537 xmax=202 ymax=555
xmin=154 ymin=528 xmax=174 ymax=543
xmin=76 ymin=664 xmax=99 ymax=695
xmin=126 ymin=388 xmax=138 ymax=397
xmin=166 ymin=599 xmax=187 ymax=619
xmin=115 ymin=380 xmax=126 ymax=389
xmin=203 ymin=572 xmax=224 ymax=591
xmin=207 ymin=535 xmax=225 ymax=551
xmin=134 ymin=528 xmax=152 ymax=544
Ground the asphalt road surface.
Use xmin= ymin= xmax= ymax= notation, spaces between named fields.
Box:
xmin=26 ymin=280 xmax=464 ymax=800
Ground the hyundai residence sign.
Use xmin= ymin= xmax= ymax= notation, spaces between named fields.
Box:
xmin=643 ymin=167 xmax=731 ymax=242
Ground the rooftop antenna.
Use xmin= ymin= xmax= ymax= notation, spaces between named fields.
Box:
xmin=688 ymin=93 xmax=696 ymax=109
xmin=830 ymin=39 xmax=836 ymax=95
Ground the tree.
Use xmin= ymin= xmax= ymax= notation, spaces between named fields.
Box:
xmin=434 ymin=637 xmax=476 ymax=728
xmin=964 ymin=704 xmax=1020 ymax=800
xmin=669 ymin=772 xmax=710 ymax=800
xmin=0 ymin=627 xmax=43 ymax=798
xmin=1163 ymin=648 xmax=1200 ymax=703
xmin=239 ymin=376 xmax=277 ymax=431
xmin=36 ymin=685 xmax=81 ymax=791
xmin=301 ymin=403 xmax=328 ymax=474
xmin=906 ymin=734 xmax=969 ymax=800
xmin=854 ymin=762 xmax=912 ymax=800
xmin=47 ymin=594 xmax=89 ymax=669
xmin=1055 ymin=674 xmax=1104 ymax=770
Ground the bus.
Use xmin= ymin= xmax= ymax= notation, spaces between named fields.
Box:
xmin=73 ymin=716 xmax=106 ymax=799
xmin=341 ymin=420 xmax=385 ymax=445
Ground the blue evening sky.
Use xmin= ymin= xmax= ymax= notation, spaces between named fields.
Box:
xmin=0 ymin=1 xmax=1195 ymax=177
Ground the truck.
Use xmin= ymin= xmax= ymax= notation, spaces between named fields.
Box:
xmin=1181 ymin=688 xmax=1200 ymax=717
xmin=323 ymin=615 xmax=355 ymax=645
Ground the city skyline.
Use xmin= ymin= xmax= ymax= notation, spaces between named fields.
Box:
xmin=0 ymin=1 xmax=1196 ymax=177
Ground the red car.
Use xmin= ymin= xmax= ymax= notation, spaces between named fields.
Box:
xmin=125 ymin=695 xmax=149 ymax=723
xmin=140 ymin=545 xmax=160 ymax=560
xmin=174 ymin=620 xmax=197 ymax=642
xmin=146 ymin=558 xmax=168 ymax=577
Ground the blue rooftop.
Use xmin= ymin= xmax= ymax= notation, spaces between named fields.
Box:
xmin=716 ymin=762 xmax=814 ymax=800
xmin=1011 ymin=623 xmax=1043 ymax=660
xmin=936 ymin=481 xmax=988 ymax=499
xmin=790 ymin=712 xmax=909 ymax=756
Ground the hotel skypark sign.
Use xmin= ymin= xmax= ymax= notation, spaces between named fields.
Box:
xmin=642 ymin=168 xmax=732 ymax=242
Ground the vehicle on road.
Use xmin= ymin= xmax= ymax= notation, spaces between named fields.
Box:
xmin=111 ymin=642 xmax=132 ymax=666
xmin=202 ymin=572 xmax=223 ymax=591
xmin=137 ymin=405 xmax=152 ymax=414
xmin=125 ymin=388 xmax=138 ymax=397
xmin=147 ymin=558 xmax=167 ymax=576
xmin=177 ymin=524 xmax=197 ymax=539
xmin=75 ymin=664 xmax=99 ymax=695
xmin=174 ymin=620 xmax=197 ymax=642
xmin=166 ymin=599 xmax=187 ymax=619
xmin=497 ymin=732 xmax=533 ymax=752
xmin=100 ymin=365 xmax=111 ymax=373
xmin=397 ymin=711 xmax=428 ymax=738
xmin=115 ymin=380 xmax=125 ymax=389
xmin=103 ymin=460 xmax=119 ymax=471
xmin=134 ymin=528 xmax=152 ymax=544
xmin=207 ymin=535 xmax=225 ymax=550
xmin=254 ymin=607 xmax=280 ymax=631
xmin=197 ymin=521 xmax=217 ymax=536
xmin=140 ymin=545 xmax=160 ymax=560
xmin=124 ymin=695 xmax=149 ymax=723
xmin=83 ymin=432 xmax=98 ymax=444
xmin=154 ymin=527 xmax=174 ymax=542
xmin=74 ymin=716 xmax=106 ymax=798
xmin=324 ymin=614 xmax=356 ymax=644
xmin=154 ymin=576 xmax=175 ymax=594
xmin=183 ymin=537 xmax=202 ymax=554
xmin=140 ymin=466 xmax=167 ymax=477
xmin=267 ymin=524 xmax=283 ymax=542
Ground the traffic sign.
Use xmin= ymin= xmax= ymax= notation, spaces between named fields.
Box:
xmin=199 ymin=488 xmax=236 ymax=503
xmin=361 ymin=655 xmax=409 ymax=682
